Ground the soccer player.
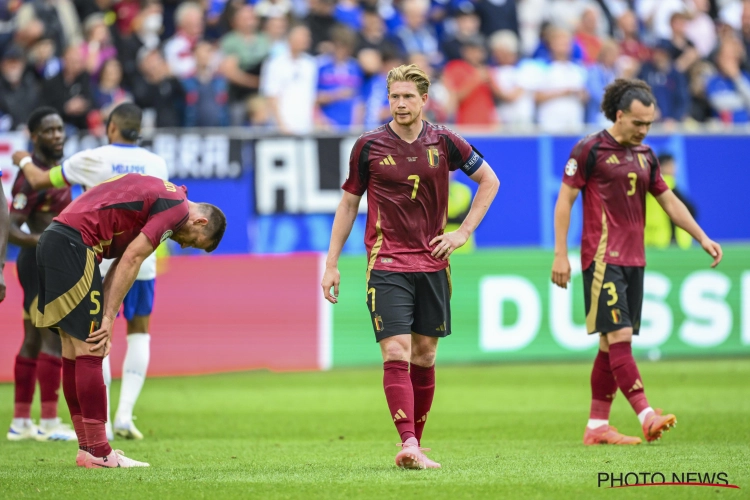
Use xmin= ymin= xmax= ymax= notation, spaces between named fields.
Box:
xmin=551 ymin=79 xmax=722 ymax=445
xmin=28 ymin=173 xmax=225 ymax=467
xmin=13 ymin=103 xmax=169 ymax=441
xmin=7 ymin=108 xmax=76 ymax=442
xmin=321 ymin=64 xmax=499 ymax=469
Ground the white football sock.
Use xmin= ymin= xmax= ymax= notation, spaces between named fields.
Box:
xmin=12 ymin=418 xmax=32 ymax=428
xmin=637 ymin=407 xmax=654 ymax=425
xmin=115 ymin=333 xmax=150 ymax=426
xmin=587 ymin=419 xmax=608 ymax=429
xmin=40 ymin=417 xmax=60 ymax=429
xmin=102 ymin=354 xmax=112 ymax=425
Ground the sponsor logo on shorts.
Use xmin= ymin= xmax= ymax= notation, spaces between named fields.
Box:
xmin=160 ymin=230 xmax=173 ymax=243
xmin=374 ymin=314 xmax=384 ymax=332
xmin=565 ymin=158 xmax=578 ymax=176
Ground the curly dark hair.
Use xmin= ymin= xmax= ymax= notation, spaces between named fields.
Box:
xmin=27 ymin=106 xmax=60 ymax=134
xmin=601 ymin=79 xmax=655 ymax=122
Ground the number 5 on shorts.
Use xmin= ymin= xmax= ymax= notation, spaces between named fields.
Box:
xmin=367 ymin=287 xmax=376 ymax=312
xmin=90 ymin=290 xmax=101 ymax=314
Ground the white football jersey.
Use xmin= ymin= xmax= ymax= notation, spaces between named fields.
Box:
xmin=62 ymin=144 xmax=169 ymax=281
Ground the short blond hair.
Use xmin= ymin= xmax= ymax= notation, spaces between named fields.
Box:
xmin=386 ymin=64 xmax=430 ymax=96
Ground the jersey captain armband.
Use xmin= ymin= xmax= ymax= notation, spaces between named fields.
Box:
xmin=459 ymin=146 xmax=484 ymax=176
xmin=49 ymin=165 xmax=70 ymax=188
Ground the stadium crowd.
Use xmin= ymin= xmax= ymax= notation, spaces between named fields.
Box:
xmin=0 ymin=0 xmax=749 ymax=134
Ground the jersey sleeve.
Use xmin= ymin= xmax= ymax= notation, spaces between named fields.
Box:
xmin=442 ymin=128 xmax=484 ymax=175
xmin=10 ymin=173 xmax=40 ymax=216
xmin=562 ymin=139 xmax=589 ymax=189
xmin=647 ymin=151 xmax=669 ymax=196
xmin=61 ymin=149 xmax=109 ymax=187
xmin=341 ymin=135 xmax=371 ymax=196
xmin=140 ymin=184 xmax=190 ymax=250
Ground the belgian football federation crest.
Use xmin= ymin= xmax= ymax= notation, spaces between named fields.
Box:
xmin=427 ymin=147 xmax=440 ymax=168
xmin=373 ymin=314 xmax=384 ymax=332
xmin=637 ymin=153 xmax=648 ymax=169
xmin=611 ymin=308 xmax=621 ymax=324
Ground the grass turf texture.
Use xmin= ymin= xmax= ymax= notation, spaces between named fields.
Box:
xmin=0 ymin=359 xmax=748 ymax=499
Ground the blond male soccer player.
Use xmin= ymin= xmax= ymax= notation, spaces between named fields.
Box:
xmin=551 ymin=79 xmax=722 ymax=445
xmin=322 ymin=64 xmax=499 ymax=469
xmin=14 ymin=103 xmax=168 ymax=441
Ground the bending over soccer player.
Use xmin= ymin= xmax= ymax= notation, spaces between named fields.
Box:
xmin=14 ymin=103 xmax=170 ymax=441
xmin=551 ymin=79 xmax=722 ymax=445
xmin=322 ymin=64 xmax=499 ymax=469
xmin=33 ymin=173 xmax=225 ymax=467
xmin=7 ymin=108 xmax=76 ymax=442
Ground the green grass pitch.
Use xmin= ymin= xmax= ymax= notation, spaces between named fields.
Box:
xmin=0 ymin=359 xmax=748 ymax=499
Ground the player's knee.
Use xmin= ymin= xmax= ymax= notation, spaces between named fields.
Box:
xmin=411 ymin=350 xmax=436 ymax=367
xmin=40 ymin=332 xmax=62 ymax=357
xmin=19 ymin=327 xmax=42 ymax=358
xmin=380 ymin=336 xmax=410 ymax=362
xmin=127 ymin=315 xmax=150 ymax=334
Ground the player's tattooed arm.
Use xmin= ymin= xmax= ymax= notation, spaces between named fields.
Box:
xmin=12 ymin=151 xmax=54 ymax=190
xmin=551 ymin=183 xmax=581 ymax=288
xmin=8 ymin=212 xmax=40 ymax=248
xmin=655 ymin=190 xmax=723 ymax=268
xmin=322 ymin=191 xmax=362 ymax=304
xmin=0 ymin=188 xmax=8 ymax=302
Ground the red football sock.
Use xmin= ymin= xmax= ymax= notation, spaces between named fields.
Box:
xmin=410 ymin=363 xmax=435 ymax=444
xmin=383 ymin=361 xmax=416 ymax=443
xmin=589 ymin=350 xmax=617 ymax=421
xmin=609 ymin=342 xmax=650 ymax=415
xmin=75 ymin=356 xmax=111 ymax=457
xmin=14 ymin=356 xmax=37 ymax=419
xmin=37 ymin=353 xmax=63 ymax=420
xmin=62 ymin=358 xmax=87 ymax=451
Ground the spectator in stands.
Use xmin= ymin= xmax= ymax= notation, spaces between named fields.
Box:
xmin=575 ymin=5 xmax=602 ymax=65
xmin=474 ymin=0 xmax=519 ymax=38
xmin=586 ymin=39 xmax=620 ymax=125
xmin=638 ymin=0 xmax=696 ymax=42
xmin=335 ymin=0 xmax=363 ymax=31
xmin=638 ymin=41 xmax=689 ymax=124
xmin=220 ymin=5 xmax=270 ymax=126
xmin=132 ymin=49 xmax=186 ymax=128
xmin=489 ymin=30 xmax=537 ymax=128
xmin=255 ymin=0 xmax=293 ymax=20
xmin=80 ymin=13 xmax=117 ymax=78
xmin=41 ymin=45 xmax=93 ymax=131
xmin=182 ymin=41 xmax=229 ymax=127
xmin=246 ymin=94 xmax=275 ymax=128
xmin=28 ymin=37 xmax=61 ymax=80
xmin=316 ymin=25 xmax=363 ymax=129
xmin=532 ymin=27 xmax=588 ymax=131
xmin=0 ymin=44 xmax=39 ymax=130
xmin=442 ymin=34 xmax=498 ymax=126
xmin=663 ymin=10 xmax=700 ymax=73
xmin=358 ymin=47 xmax=390 ymax=129
xmin=263 ymin=15 xmax=289 ymax=58
xmin=706 ymin=38 xmax=750 ymax=123
xmin=548 ymin=0 xmax=605 ymax=38
xmin=441 ymin=5 xmax=482 ymax=62
xmin=93 ymin=58 xmax=132 ymax=123
xmin=0 ymin=0 xmax=18 ymax=57
xmin=164 ymin=1 xmax=203 ymax=79
xmin=533 ymin=21 xmax=585 ymax=62
xmin=409 ymin=51 xmax=450 ymax=123
xmin=15 ymin=0 xmax=82 ymax=56
xmin=616 ymin=9 xmax=650 ymax=62
xmin=305 ymin=0 xmax=339 ymax=54
xmin=741 ymin=0 xmax=750 ymax=70
xmin=261 ymin=24 xmax=317 ymax=134
xmin=686 ymin=0 xmax=717 ymax=58
xmin=395 ymin=0 xmax=442 ymax=66
xmin=688 ymin=60 xmax=715 ymax=122
xmin=356 ymin=6 xmax=398 ymax=56
xmin=517 ymin=0 xmax=547 ymax=56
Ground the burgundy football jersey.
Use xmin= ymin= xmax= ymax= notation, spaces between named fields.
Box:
xmin=11 ymin=156 xmax=71 ymax=217
xmin=54 ymin=173 xmax=189 ymax=259
xmin=342 ymin=121 xmax=484 ymax=273
xmin=563 ymin=129 xmax=669 ymax=269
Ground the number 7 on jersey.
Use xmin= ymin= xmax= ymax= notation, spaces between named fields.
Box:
xmin=408 ymin=175 xmax=420 ymax=200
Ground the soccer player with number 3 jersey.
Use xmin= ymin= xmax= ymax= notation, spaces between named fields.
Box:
xmin=322 ymin=64 xmax=499 ymax=469
xmin=551 ymin=79 xmax=723 ymax=445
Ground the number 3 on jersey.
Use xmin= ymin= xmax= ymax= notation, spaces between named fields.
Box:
xmin=408 ymin=175 xmax=420 ymax=200
xmin=627 ymin=172 xmax=637 ymax=196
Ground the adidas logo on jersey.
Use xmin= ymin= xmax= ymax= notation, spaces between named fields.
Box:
xmin=379 ymin=155 xmax=396 ymax=166
xmin=605 ymin=154 xmax=619 ymax=165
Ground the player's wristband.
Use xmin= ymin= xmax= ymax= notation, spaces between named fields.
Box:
xmin=18 ymin=156 xmax=32 ymax=169
xmin=49 ymin=165 xmax=68 ymax=188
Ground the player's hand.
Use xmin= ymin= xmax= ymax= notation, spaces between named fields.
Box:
xmin=102 ymin=339 xmax=112 ymax=358
xmin=12 ymin=151 xmax=31 ymax=166
xmin=321 ymin=266 xmax=341 ymax=304
xmin=551 ymin=254 xmax=571 ymax=289
xmin=700 ymin=237 xmax=723 ymax=268
xmin=87 ymin=315 xmax=114 ymax=352
xmin=430 ymin=230 xmax=468 ymax=260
